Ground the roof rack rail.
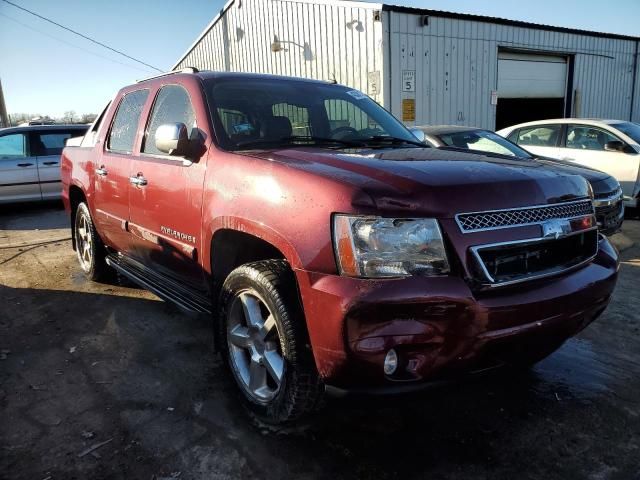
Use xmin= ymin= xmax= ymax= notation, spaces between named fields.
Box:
xmin=136 ymin=67 xmax=199 ymax=83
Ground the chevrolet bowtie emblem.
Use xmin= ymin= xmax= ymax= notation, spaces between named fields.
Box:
xmin=541 ymin=219 xmax=573 ymax=239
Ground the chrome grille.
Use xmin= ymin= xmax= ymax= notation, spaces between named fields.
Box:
xmin=457 ymin=200 xmax=594 ymax=233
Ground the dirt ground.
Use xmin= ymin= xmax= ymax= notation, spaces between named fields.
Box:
xmin=1 ymin=203 xmax=639 ymax=480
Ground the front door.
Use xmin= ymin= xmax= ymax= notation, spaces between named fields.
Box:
xmin=93 ymin=89 xmax=149 ymax=252
xmin=0 ymin=132 xmax=40 ymax=203
xmin=562 ymin=124 xmax=640 ymax=198
xmin=128 ymin=83 xmax=208 ymax=291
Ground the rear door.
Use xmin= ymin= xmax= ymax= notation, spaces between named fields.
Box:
xmin=0 ymin=132 xmax=41 ymax=203
xmin=31 ymin=129 xmax=86 ymax=200
xmin=93 ymin=89 xmax=149 ymax=252
xmin=512 ymin=124 xmax=563 ymax=159
xmin=562 ymin=124 xmax=639 ymax=198
xmin=128 ymin=83 xmax=208 ymax=290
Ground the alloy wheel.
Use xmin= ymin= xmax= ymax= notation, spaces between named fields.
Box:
xmin=75 ymin=212 xmax=93 ymax=271
xmin=227 ymin=291 xmax=285 ymax=402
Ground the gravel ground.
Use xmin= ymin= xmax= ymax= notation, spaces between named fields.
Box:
xmin=1 ymin=203 xmax=639 ymax=480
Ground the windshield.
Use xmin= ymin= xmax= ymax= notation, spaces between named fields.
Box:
xmin=437 ymin=129 xmax=533 ymax=158
xmin=204 ymin=77 xmax=420 ymax=150
xmin=613 ymin=122 xmax=640 ymax=144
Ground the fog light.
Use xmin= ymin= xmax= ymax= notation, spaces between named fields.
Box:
xmin=383 ymin=349 xmax=398 ymax=375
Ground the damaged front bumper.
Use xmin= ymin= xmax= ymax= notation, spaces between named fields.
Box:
xmin=294 ymin=234 xmax=619 ymax=392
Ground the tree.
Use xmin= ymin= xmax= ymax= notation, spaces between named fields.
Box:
xmin=63 ymin=110 xmax=76 ymax=123
xmin=80 ymin=113 xmax=97 ymax=124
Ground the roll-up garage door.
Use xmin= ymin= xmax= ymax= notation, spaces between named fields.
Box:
xmin=498 ymin=52 xmax=568 ymax=98
xmin=496 ymin=51 xmax=568 ymax=130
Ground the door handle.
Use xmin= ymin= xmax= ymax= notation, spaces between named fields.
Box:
xmin=95 ymin=166 xmax=108 ymax=176
xmin=42 ymin=161 xmax=58 ymax=166
xmin=129 ymin=175 xmax=148 ymax=187
xmin=17 ymin=162 xmax=34 ymax=167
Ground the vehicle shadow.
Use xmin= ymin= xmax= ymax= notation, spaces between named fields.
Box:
xmin=3 ymin=281 xmax=637 ymax=479
xmin=0 ymin=201 xmax=67 ymax=231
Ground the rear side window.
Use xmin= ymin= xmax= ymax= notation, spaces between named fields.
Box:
xmin=107 ymin=89 xmax=149 ymax=154
xmin=32 ymin=131 xmax=79 ymax=156
xmin=516 ymin=125 xmax=561 ymax=147
xmin=0 ymin=133 xmax=27 ymax=158
xmin=143 ymin=85 xmax=196 ymax=155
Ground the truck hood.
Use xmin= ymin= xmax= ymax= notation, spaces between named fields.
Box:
xmin=246 ymin=147 xmax=590 ymax=217
xmin=532 ymin=156 xmax=618 ymax=195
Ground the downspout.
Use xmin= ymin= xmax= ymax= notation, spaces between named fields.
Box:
xmin=630 ymin=40 xmax=638 ymax=122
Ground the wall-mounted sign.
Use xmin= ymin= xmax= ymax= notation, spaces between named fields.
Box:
xmin=402 ymin=70 xmax=415 ymax=92
xmin=368 ymin=71 xmax=381 ymax=95
xmin=402 ymin=98 xmax=415 ymax=122
xmin=491 ymin=90 xmax=498 ymax=105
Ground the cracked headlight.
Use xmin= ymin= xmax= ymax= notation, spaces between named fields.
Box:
xmin=332 ymin=215 xmax=450 ymax=278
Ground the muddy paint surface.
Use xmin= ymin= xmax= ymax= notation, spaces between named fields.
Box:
xmin=1 ymin=203 xmax=639 ymax=479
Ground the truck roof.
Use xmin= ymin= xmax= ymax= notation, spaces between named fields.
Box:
xmin=135 ymin=68 xmax=336 ymax=87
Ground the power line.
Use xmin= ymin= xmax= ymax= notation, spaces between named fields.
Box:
xmin=1 ymin=0 xmax=163 ymax=72
xmin=0 ymin=12 xmax=156 ymax=74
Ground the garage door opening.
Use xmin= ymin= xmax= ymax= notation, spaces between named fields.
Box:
xmin=496 ymin=51 xmax=570 ymax=130
xmin=496 ymin=98 xmax=565 ymax=130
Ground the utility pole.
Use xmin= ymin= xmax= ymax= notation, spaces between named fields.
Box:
xmin=0 ymin=78 xmax=9 ymax=128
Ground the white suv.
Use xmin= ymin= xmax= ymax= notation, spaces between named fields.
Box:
xmin=497 ymin=119 xmax=640 ymax=208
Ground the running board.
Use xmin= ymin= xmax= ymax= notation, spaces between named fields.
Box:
xmin=106 ymin=254 xmax=212 ymax=314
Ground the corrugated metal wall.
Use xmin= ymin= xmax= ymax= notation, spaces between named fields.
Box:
xmin=388 ymin=11 xmax=639 ymax=129
xmin=175 ymin=1 xmax=639 ymax=128
xmin=175 ymin=0 xmax=385 ymax=104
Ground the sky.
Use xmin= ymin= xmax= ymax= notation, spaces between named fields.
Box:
xmin=1 ymin=0 xmax=639 ymax=118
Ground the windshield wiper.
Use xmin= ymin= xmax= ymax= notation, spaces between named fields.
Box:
xmin=359 ymin=135 xmax=427 ymax=148
xmin=235 ymin=135 xmax=364 ymax=150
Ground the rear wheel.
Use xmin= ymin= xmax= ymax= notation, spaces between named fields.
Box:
xmin=74 ymin=202 xmax=110 ymax=281
xmin=218 ymin=260 xmax=324 ymax=427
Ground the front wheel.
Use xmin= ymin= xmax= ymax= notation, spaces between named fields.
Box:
xmin=74 ymin=202 xmax=110 ymax=281
xmin=218 ymin=260 xmax=324 ymax=427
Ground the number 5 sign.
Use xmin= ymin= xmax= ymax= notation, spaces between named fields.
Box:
xmin=402 ymin=70 xmax=415 ymax=92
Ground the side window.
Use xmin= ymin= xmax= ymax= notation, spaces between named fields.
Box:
xmin=566 ymin=125 xmax=620 ymax=151
xmin=32 ymin=132 xmax=75 ymax=156
xmin=272 ymin=103 xmax=311 ymax=136
xmin=0 ymin=133 xmax=27 ymax=158
xmin=324 ymin=99 xmax=383 ymax=135
xmin=143 ymin=85 xmax=196 ymax=155
xmin=507 ymin=129 xmax=519 ymax=143
xmin=107 ymin=89 xmax=149 ymax=154
xmin=516 ymin=125 xmax=561 ymax=147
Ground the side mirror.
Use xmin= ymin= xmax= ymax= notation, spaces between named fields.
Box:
xmin=604 ymin=140 xmax=626 ymax=153
xmin=155 ymin=123 xmax=190 ymax=156
xmin=408 ymin=127 xmax=426 ymax=143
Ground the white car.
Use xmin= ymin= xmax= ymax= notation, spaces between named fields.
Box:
xmin=497 ymin=119 xmax=640 ymax=208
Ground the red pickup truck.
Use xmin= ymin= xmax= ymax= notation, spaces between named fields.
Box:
xmin=61 ymin=69 xmax=619 ymax=426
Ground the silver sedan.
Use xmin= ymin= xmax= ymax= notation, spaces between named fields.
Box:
xmin=0 ymin=124 xmax=87 ymax=203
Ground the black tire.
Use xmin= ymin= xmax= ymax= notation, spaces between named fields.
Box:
xmin=74 ymin=202 xmax=110 ymax=281
xmin=218 ymin=260 xmax=324 ymax=428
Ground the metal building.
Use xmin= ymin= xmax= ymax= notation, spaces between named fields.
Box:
xmin=173 ymin=0 xmax=640 ymax=130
